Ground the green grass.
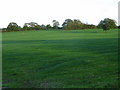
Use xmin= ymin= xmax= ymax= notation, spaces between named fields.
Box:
xmin=2 ymin=29 xmax=118 ymax=88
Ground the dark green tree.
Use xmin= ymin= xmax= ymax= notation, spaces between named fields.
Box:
xmin=97 ymin=18 xmax=117 ymax=31
xmin=83 ymin=24 xmax=96 ymax=29
xmin=46 ymin=24 xmax=52 ymax=29
xmin=52 ymin=20 xmax=60 ymax=29
xmin=7 ymin=22 xmax=20 ymax=31
xmin=41 ymin=24 xmax=46 ymax=30
xmin=97 ymin=20 xmax=103 ymax=29
xmin=62 ymin=19 xmax=73 ymax=30
xmin=73 ymin=19 xmax=83 ymax=29
xmin=23 ymin=22 xmax=41 ymax=30
xmin=29 ymin=22 xmax=40 ymax=30
xmin=23 ymin=23 xmax=31 ymax=30
xmin=62 ymin=19 xmax=86 ymax=30
xmin=118 ymin=25 xmax=120 ymax=29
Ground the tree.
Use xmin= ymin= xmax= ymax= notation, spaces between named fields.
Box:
xmin=118 ymin=25 xmax=120 ymax=29
xmin=97 ymin=20 xmax=103 ymax=29
xmin=23 ymin=22 xmax=41 ymax=30
xmin=52 ymin=20 xmax=60 ymax=29
xmin=62 ymin=19 xmax=85 ymax=30
xmin=62 ymin=19 xmax=73 ymax=30
xmin=97 ymin=18 xmax=117 ymax=31
xmin=83 ymin=24 xmax=96 ymax=29
xmin=7 ymin=22 xmax=21 ymax=31
xmin=41 ymin=24 xmax=46 ymax=30
xmin=23 ymin=23 xmax=30 ymax=30
xmin=46 ymin=24 xmax=52 ymax=29
xmin=73 ymin=19 xmax=83 ymax=29
xmin=1 ymin=28 xmax=7 ymax=31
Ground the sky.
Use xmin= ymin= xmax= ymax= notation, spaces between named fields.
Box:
xmin=118 ymin=1 xmax=120 ymax=25
xmin=0 ymin=0 xmax=118 ymax=28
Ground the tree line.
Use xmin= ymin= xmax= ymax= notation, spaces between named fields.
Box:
xmin=1 ymin=18 xmax=118 ymax=32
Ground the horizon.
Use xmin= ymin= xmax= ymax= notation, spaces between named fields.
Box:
xmin=0 ymin=0 xmax=118 ymax=28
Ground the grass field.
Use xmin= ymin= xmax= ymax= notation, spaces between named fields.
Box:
xmin=2 ymin=29 xmax=118 ymax=88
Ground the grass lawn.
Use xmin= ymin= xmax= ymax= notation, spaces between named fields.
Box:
xmin=2 ymin=29 xmax=118 ymax=88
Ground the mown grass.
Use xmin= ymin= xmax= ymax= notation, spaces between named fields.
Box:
xmin=2 ymin=29 xmax=118 ymax=88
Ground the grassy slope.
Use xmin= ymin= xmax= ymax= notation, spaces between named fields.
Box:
xmin=3 ymin=29 xmax=118 ymax=88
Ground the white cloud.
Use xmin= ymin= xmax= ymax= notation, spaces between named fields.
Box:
xmin=0 ymin=0 xmax=118 ymax=28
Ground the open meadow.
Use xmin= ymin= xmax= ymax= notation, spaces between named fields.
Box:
xmin=2 ymin=29 xmax=118 ymax=88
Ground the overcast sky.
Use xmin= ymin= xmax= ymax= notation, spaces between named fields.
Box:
xmin=0 ymin=0 xmax=118 ymax=28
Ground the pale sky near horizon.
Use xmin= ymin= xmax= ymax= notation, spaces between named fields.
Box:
xmin=0 ymin=0 xmax=118 ymax=28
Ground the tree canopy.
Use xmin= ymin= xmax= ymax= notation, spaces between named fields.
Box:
xmin=52 ymin=20 xmax=60 ymax=29
xmin=23 ymin=22 xmax=41 ymax=30
xmin=3 ymin=18 xmax=118 ymax=31
xmin=62 ymin=19 xmax=96 ymax=30
xmin=97 ymin=18 xmax=117 ymax=31
xmin=7 ymin=22 xmax=21 ymax=31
